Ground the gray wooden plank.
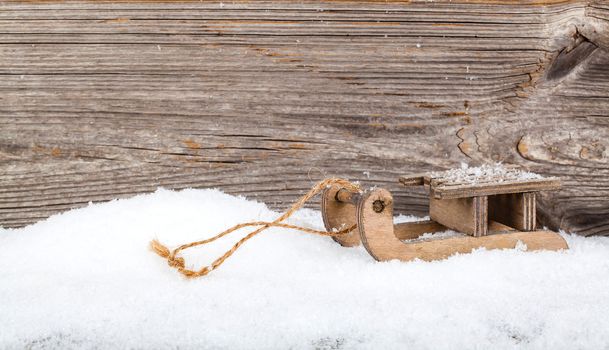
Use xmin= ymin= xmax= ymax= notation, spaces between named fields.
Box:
xmin=0 ymin=0 xmax=608 ymax=236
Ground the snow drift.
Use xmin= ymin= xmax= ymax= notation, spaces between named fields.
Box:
xmin=1 ymin=188 xmax=608 ymax=349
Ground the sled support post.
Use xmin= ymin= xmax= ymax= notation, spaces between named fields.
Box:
xmin=430 ymin=196 xmax=488 ymax=237
xmin=489 ymin=192 xmax=536 ymax=231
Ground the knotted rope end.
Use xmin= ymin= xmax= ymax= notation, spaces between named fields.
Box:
xmin=150 ymin=239 xmax=170 ymax=258
xmin=150 ymin=178 xmax=358 ymax=279
xmin=150 ymin=239 xmax=186 ymax=269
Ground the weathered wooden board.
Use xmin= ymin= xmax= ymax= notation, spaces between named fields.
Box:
xmin=1 ymin=0 xmax=608 ymax=236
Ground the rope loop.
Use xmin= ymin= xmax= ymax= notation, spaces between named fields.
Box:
xmin=150 ymin=178 xmax=360 ymax=278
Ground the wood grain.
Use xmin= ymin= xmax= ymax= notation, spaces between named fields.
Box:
xmin=430 ymin=196 xmax=489 ymax=236
xmin=0 ymin=0 xmax=608 ymax=236
xmin=322 ymin=184 xmax=360 ymax=246
xmin=394 ymin=220 xmax=446 ymax=240
xmin=489 ymin=192 xmax=536 ymax=231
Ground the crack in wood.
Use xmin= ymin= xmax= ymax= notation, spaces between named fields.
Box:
xmin=546 ymin=31 xmax=598 ymax=81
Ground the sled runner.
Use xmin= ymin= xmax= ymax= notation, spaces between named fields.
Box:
xmin=322 ymin=167 xmax=568 ymax=261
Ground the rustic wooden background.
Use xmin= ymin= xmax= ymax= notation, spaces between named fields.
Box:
xmin=1 ymin=0 xmax=608 ymax=235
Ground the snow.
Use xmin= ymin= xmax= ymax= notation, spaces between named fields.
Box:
xmin=430 ymin=163 xmax=544 ymax=184
xmin=1 ymin=188 xmax=609 ymax=349
xmin=403 ymin=229 xmax=465 ymax=243
xmin=394 ymin=215 xmax=467 ymax=243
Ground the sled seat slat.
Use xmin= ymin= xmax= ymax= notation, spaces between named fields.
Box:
xmin=399 ymin=170 xmax=560 ymax=199
xmin=432 ymin=178 xmax=560 ymax=199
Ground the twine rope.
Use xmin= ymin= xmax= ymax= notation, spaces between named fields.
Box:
xmin=150 ymin=178 xmax=360 ymax=278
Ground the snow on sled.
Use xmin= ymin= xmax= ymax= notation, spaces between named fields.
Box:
xmin=322 ymin=164 xmax=568 ymax=262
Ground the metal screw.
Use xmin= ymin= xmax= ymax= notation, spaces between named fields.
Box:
xmin=372 ymin=200 xmax=385 ymax=213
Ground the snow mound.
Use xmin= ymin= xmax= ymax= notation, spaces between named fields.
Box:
xmin=430 ymin=162 xmax=544 ymax=184
xmin=1 ymin=188 xmax=609 ymax=349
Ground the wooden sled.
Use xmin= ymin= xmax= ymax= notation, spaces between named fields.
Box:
xmin=322 ymin=168 xmax=568 ymax=262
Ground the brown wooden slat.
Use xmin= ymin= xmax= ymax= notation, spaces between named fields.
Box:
xmin=432 ymin=179 xmax=562 ymax=199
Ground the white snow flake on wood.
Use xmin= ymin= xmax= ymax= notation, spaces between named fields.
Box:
xmin=430 ymin=162 xmax=544 ymax=184
xmin=403 ymin=229 xmax=466 ymax=243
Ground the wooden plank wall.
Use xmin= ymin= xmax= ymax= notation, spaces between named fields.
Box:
xmin=1 ymin=0 xmax=608 ymax=236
